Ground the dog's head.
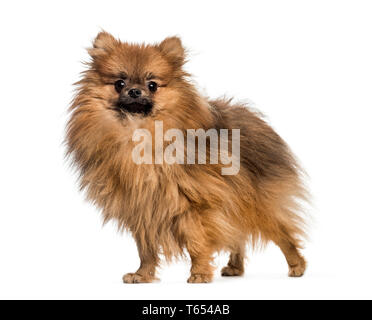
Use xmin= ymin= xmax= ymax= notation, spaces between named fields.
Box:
xmin=80 ymin=31 xmax=188 ymax=118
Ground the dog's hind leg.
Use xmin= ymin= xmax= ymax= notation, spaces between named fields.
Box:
xmin=274 ymin=235 xmax=306 ymax=277
xmin=221 ymin=243 xmax=245 ymax=276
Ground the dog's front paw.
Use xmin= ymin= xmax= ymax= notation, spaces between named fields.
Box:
xmin=187 ymin=273 xmax=213 ymax=283
xmin=122 ymin=272 xmax=154 ymax=283
xmin=221 ymin=265 xmax=244 ymax=277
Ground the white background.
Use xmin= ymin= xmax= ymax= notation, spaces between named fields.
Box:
xmin=0 ymin=0 xmax=371 ymax=300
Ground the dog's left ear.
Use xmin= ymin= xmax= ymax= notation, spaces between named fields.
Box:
xmin=158 ymin=36 xmax=185 ymax=68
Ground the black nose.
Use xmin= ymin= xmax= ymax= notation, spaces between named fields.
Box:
xmin=128 ymin=88 xmax=142 ymax=99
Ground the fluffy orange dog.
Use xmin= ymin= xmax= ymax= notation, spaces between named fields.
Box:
xmin=66 ymin=32 xmax=309 ymax=283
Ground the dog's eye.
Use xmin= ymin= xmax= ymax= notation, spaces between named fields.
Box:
xmin=114 ymin=80 xmax=126 ymax=93
xmin=148 ymin=81 xmax=158 ymax=93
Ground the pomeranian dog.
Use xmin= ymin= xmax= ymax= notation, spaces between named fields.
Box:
xmin=66 ymin=31 xmax=309 ymax=283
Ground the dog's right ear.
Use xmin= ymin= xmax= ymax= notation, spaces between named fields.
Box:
xmin=88 ymin=31 xmax=117 ymax=58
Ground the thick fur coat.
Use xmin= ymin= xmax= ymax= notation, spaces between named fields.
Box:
xmin=66 ymin=32 xmax=309 ymax=283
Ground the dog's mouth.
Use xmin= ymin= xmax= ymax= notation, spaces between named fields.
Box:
xmin=116 ymin=101 xmax=153 ymax=116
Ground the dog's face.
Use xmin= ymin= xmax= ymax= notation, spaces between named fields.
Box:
xmin=84 ymin=32 xmax=187 ymax=118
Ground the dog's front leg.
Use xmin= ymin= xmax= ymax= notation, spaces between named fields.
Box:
xmin=123 ymin=236 xmax=159 ymax=283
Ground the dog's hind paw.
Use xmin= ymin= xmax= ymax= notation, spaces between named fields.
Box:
xmin=221 ymin=265 xmax=244 ymax=277
xmin=288 ymin=258 xmax=306 ymax=277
